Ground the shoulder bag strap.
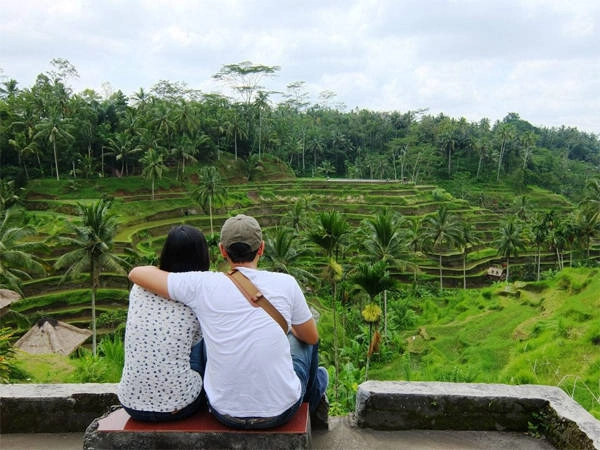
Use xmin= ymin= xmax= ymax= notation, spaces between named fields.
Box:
xmin=226 ymin=269 xmax=288 ymax=334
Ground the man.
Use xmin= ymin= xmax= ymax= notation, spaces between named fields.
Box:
xmin=128 ymin=214 xmax=329 ymax=429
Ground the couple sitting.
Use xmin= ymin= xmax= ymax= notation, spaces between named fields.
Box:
xmin=117 ymin=214 xmax=329 ymax=430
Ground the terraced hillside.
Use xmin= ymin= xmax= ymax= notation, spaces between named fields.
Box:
xmin=10 ymin=176 xmax=578 ymax=339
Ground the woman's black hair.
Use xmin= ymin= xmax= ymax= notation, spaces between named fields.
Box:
xmin=159 ymin=225 xmax=210 ymax=272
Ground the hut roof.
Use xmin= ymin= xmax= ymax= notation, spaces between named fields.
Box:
xmin=15 ymin=318 xmax=92 ymax=355
xmin=0 ymin=289 xmax=21 ymax=313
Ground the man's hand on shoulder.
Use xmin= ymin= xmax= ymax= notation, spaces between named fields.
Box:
xmin=129 ymin=266 xmax=170 ymax=299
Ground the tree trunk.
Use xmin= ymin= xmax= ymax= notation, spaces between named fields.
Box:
xmin=332 ymin=281 xmax=339 ymax=403
xmin=463 ymin=252 xmax=467 ymax=289
xmin=439 ymin=254 xmax=444 ymax=290
xmin=209 ymin=197 xmax=214 ymax=235
xmin=91 ymin=262 xmax=98 ymax=357
xmin=53 ymin=140 xmax=60 ymax=181
xmin=383 ymin=290 xmax=388 ymax=337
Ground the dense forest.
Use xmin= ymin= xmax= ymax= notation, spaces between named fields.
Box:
xmin=1 ymin=59 xmax=600 ymax=419
xmin=2 ymin=59 xmax=600 ymax=202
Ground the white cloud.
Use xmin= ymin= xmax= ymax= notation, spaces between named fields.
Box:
xmin=1 ymin=0 xmax=599 ymax=133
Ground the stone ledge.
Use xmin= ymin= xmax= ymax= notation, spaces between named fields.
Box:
xmin=0 ymin=383 xmax=119 ymax=433
xmin=355 ymin=381 xmax=600 ymax=450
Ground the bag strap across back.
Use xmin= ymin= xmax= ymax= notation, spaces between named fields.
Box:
xmin=226 ymin=268 xmax=288 ymax=334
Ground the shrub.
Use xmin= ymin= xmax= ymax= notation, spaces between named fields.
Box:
xmin=0 ymin=328 xmax=29 ymax=383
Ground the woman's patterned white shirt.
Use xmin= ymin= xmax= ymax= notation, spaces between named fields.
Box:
xmin=117 ymin=284 xmax=202 ymax=412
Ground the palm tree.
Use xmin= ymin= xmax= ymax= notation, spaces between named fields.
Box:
xmin=253 ymin=90 xmax=272 ymax=160
xmin=530 ymin=212 xmax=549 ymax=281
xmin=106 ymin=132 xmax=141 ymax=176
xmin=322 ymin=257 xmax=343 ymax=401
xmin=8 ymin=132 xmax=37 ymax=179
xmin=360 ymin=208 xmax=405 ymax=264
xmin=573 ymin=207 xmax=598 ymax=262
xmin=224 ymin=107 xmax=248 ymax=160
xmin=306 ymin=210 xmax=349 ymax=262
xmin=547 ymin=216 xmax=570 ymax=271
xmin=0 ymin=210 xmax=46 ymax=294
xmin=262 ymin=226 xmax=315 ymax=285
xmin=458 ymin=221 xmax=480 ymax=289
xmin=33 ymin=106 xmax=74 ymax=181
xmin=403 ymin=216 xmax=424 ymax=286
xmin=582 ymin=177 xmax=600 ymax=214
xmin=306 ymin=210 xmax=349 ymax=400
xmin=359 ymin=208 xmax=405 ymax=335
xmin=281 ymin=195 xmax=315 ymax=232
xmin=151 ymin=101 xmax=176 ymax=150
xmin=496 ymin=217 xmax=526 ymax=283
xmin=495 ymin=123 xmax=515 ymax=182
xmin=170 ymin=136 xmax=199 ymax=180
xmin=54 ymin=199 xmax=126 ymax=356
xmin=361 ymin=302 xmax=382 ymax=381
xmin=351 ymin=260 xmax=395 ymax=312
xmin=0 ymin=179 xmax=20 ymax=213
xmin=192 ymin=166 xmax=227 ymax=235
xmin=140 ymin=148 xmax=166 ymax=200
xmin=423 ymin=205 xmax=461 ymax=290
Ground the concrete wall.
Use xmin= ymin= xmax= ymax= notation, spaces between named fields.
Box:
xmin=1 ymin=381 xmax=599 ymax=449
xmin=0 ymin=383 xmax=118 ymax=433
xmin=355 ymin=381 xmax=600 ymax=450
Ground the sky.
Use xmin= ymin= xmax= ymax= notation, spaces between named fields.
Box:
xmin=2 ymin=0 xmax=600 ymax=134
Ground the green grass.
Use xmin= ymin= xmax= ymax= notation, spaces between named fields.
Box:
xmin=8 ymin=166 xmax=599 ymax=419
xmin=13 ymin=352 xmax=77 ymax=382
xmin=368 ymin=267 xmax=600 ymax=418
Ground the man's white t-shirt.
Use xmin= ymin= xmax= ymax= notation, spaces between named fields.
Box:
xmin=118 ymin=285 xmax=203 ymax=412
xmin=168 ymin=267 xmax=313 ymax=418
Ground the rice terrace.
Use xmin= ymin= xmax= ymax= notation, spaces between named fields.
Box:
xmin=2 ymin=157 xmax=599 ymax=421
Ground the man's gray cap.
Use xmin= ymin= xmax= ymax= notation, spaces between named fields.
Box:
xmin=220 ymin=214 xmax=263 ymax=251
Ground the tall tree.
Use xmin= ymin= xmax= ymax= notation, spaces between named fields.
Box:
xmin=530 ymin=212 xmax=549 ymax=281
xmin=403 ymin=216 xmax=425 ymax=285
xmin=574 ymin=207 xmax=599 ymax=262
xmin=106 ymin=132 xmax=141 ymax=176
xmin=359 ymin=208 xmax=405 ymax=334
xmin=192 ymin=166 xmax=227 ymax=235
xmin=54 ymin=199 xmax=126 ymax=356
xmin=360 ymin=208 xmax=405 ymax=264
xmin=496 ymin=216 xmax=526 ymax=283
xmin=351 ymin=260 xmax=395 ymax=336
xmin=306 ymin=210 xmax=349 ymax=400
xmin=262 ymin=226 xmax=315 ymax=285
xmin=213 ymin=61 xmax=280 ymax=105
xmin=140 ymin=148 xmax=166 ymax=200
xmin=458 ymin=221 xmax=480 ymax=289
xmin=495 ymin=123 xmax=515 ymax=182
xmin=33 ymin=106 xmax=74 ymax=180
xmin=423 ymin=205 xmax=461 ymax=290
xmin=307 ymin=210 xmax=349 ymax=262
xmin=281 ymin=196 xmax=314 ymax=232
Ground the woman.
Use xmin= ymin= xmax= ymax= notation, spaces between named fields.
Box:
xmin=118 ymin=224 xmax=210 ymax=422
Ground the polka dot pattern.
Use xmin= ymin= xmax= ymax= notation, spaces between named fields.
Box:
xmin=117 ymin=285 xmax=202 ymax=412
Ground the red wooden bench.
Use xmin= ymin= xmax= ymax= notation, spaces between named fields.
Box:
xmin=84 ymin=403 xmax=311 ymax=449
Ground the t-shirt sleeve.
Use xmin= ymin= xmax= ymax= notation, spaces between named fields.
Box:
xmin=290 ymin=278 xmax=313 ymax=325
xmin=167 ymin=272 xmax=197 ymax=306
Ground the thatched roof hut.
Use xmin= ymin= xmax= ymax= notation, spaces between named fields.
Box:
xmin=0 ymin=289 xmax=21 ymax=317
xmin=15 ymin=318 xmax=92 ymax=355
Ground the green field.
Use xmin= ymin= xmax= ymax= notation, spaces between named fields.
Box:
xmin=4 ymin=161 xmax=599 ymax=419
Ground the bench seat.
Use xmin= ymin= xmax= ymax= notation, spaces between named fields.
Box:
xmin=83 ymin=403 xmax=311 ymax=449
